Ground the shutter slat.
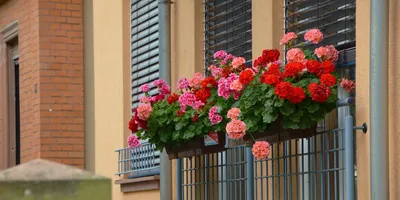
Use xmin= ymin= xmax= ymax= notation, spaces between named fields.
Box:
xmin=204 ymin=0 xmax=252 ymax=68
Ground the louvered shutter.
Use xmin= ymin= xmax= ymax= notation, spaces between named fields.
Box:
xmin=131 ymin=0 xmax=160 ymax=109
xmin=204 ymin=0 xmax=252 ymax=68
xmin=129 ymin=0 xmax=160 ymax=177
xmin=285 ymin=0 xmax=356 ymax=63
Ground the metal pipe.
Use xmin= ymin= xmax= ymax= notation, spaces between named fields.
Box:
xmin=370 ymin=0 xmax=389 ymax=199
xmin=246 ymin=147 xmax=254 ymax=200
xmin=345 ymin=115 xmax=354 ymax=200
xmin=158 ymin=0 xmax=172 ymax=199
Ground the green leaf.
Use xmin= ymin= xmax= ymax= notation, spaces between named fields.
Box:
xmin=274 ymin=99 xmax=284 ymax=107
xmin=307 ymin=103 xmax=319 ymax=113
xmin=262 ymin=112 xmax=278 ymax=123
xmin=183 ymin=132 xmax=195 ymax=139
xmin=282 ymin=117 xmax=298 ymax=129
xmin=175 ymin=121 xmax=187 ymax=130
xmin=160 ymin=133 xmax=169 ymax=142
xmin=288 ymin=109 xmax=303 ymax=123
xmin=280 ymin=102 xmax=295 ymax=116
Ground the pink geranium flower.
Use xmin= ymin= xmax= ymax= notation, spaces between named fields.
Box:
xmin=137 ymin=103 xmax=152 ymax=120
xmin=208 ymin=106 xmax=222 ymax=125
xmin=140 ymin=84 xmax=150 ymax=92
xmin=176 ymin=78 xmax=189 ymax=90
xmin=214 ymin=50 xmax=227 ymax=59
xmin=189 ymin=72 xmax=203 ymax=89
xmin=226 ymin=119 xmax=246 ymax=139
xmin=340 ymin=78 xmax=355 ymax=93
xmin=230 ymin=79 xmax=244 ymax=91
xmin=252 ymin=141 xmax=271 ymax=160
xmin=286 ymin=48 xmax=306 ymax=63
xmin=178 ymin=92 xmax=196 ymax=111
xmin=280 ymin=32 xmax=298 ymax=45
xmin=232 ymin=57 xmax=246 ymax=69
xmin=314 ymin=45 xmax=339 ymax=62
xmin=227 ymin=108 xmax=241 ymax=120
xmin=304 ymin=29 xmax=323 ymax=44
xmin=127 ymin=134 xmax=141 ymax=148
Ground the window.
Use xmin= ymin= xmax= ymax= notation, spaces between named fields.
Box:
xmin=204 ymin=0 xmax=252 ymax=68
xmin=123 ymin=0 xmax=161 ymax=178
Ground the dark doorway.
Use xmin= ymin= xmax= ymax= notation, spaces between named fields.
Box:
xmin=13 ymin=59 xmax=20 ymax=165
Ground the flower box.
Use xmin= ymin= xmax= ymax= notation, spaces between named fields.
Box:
xmin=243 ymin=117 xmax=317 ymax=145
xmin=165 ymin=132 xmax=226 ymax=159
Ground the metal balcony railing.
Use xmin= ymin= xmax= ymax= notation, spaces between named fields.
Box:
xmin=115 ymin=141 xmax=160 ymax=178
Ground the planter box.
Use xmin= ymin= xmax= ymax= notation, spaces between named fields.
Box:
xmin=243 ymin=118 xmax=317 ymax=145
xmin=165 ymin=132 xmax=226 ymax=160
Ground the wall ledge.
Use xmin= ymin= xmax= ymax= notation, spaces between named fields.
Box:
xmin=115 ymin=175 xmax=160 ymax=193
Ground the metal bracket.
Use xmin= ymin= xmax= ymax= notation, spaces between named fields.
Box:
xmin=354 ymin=123 xmax=368 ymax=134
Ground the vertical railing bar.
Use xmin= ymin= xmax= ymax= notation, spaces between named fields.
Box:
xmin=265 ymin=145 xmax=267 ymax=199
xmin=314 ymin=136 xmax=317 ymax=200
xmin=345 ymin=115 xmax=354 ymax=200
xmin=255 ymin=158 xmax=258 ymax=200
xmin=308 ymin=138 xmax=311 ymax=200
xmin=334 ymin=131 xmax=338 ymax=200
xmin=295 ymin=140 xmax=299 ymax=200
xmin=177 ymin=158 xmax=182 ymax=200
xmin=342 ymin=130 xmax=345 ymax=200
xmin=321 ymin=133 xmax=325 ymax=200
xmin=186 ymin=158 xmax=189 ymax=200
xmin=278 ymin=142 xmax=281 ymax=200
xmin=284 ymin=142 xmax=287 ymax=200
xmin=289 ymin=141 xmax=293 ymax=200
xmin=211 ymin=153 xmax=214 ymax=200
xmin=266 ymin=156 xmax=269 ymax=200
xmin=205 ymin=154 xmax=209 ymax=200
xmin=234 ymin=147 xmax=237 ymax=200
xmin=327 ymin=132 xmax=331 ymax=200
xmin=246 ymin=146 xmax=254 ymax=200
xmin=226 ymin=150 xmax=229 ymax=200
xmin=239 ymin=147 xmax=242 ymax=200
xmin=302 ymin=139 xmax=305 ymax=200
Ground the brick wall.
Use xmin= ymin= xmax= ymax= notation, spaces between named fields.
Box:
xmin=0 ymin=0 xmax=84 ymax=169
xmin=37 ymin=0 xmax=84 ymax=168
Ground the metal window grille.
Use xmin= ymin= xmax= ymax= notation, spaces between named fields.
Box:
xmin=131 ymin=0 xmax=160 ymax=109
xmin=204 ymin=0 xmax=252 ymax=68
xmin=284 ymin=0 xmax=355 ymax=52
xmin=116 ymin=142 xmax=161 ymax=178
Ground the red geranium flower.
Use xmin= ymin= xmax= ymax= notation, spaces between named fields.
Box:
xmin=308 ymin=82 xmax=331 ymax=102
xmin=320 ymin=74 xmax=337 ymax=86
xmin=176 ymin=110 xmax=184 ymax=118
xmin=132 ymin=108 xmax=148 ymax=129
xmin=167 ymin=93 xmax=180 ymax=105
xmin=306 ymin=60 xmax=322 ymax=75
xmin=191 ymin=113 xmax=199 ymax=122
xmin=128 ymin=117 xmax=138 ymax=132
xmin=221 ymin=66 xmax=232 ymax=78
xmin=239 ymin=69 xmax=254 ymax=85
xmin=288 ymin=87 xmax=306 ymax=104
xmin=195 ymin=88 xmax=211 ymax=103
xmin=260 ymin=73 xmax=281 ymax=86
xmin=322 ymin=61 xmax=335 ymax=74
xmin=274 ymin=82 xmax=294 ymax=99
xmin=263 ymin=49 xmax=280 ymax=63
xmin=267 ymin=63 xmax=281 ymax=75
xmin=201 ymin=77 xmax=217 ymax=89
xmin=254 ymin=56 xmax=266 ymax=67
xmin=284 ymin=62 xmax=304 ymax=78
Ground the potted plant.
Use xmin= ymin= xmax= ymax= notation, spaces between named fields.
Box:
xmin=126 ymin=29 xmax=356 ymax=160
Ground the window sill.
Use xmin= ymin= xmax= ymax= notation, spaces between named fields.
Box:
xmin=115 ymin=175 xmax=160 ymax=193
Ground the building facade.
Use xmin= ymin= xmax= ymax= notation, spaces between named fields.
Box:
xmin=1 ymin=0 xmax=400 ymax=200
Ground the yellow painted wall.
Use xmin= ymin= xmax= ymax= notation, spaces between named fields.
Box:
xmin=84 ymin=0 xmax=160 ymax=199
xmin=388 ymin=0 xmax=400 ymax=199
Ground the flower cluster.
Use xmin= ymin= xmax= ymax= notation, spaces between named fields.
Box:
xmin=128 ymin=29 xmax=356 ymax=160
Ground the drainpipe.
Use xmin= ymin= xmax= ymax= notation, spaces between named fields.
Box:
xmin=158 ymin=0 xmax=172 ymax=200
xmin=370 ymin=0 xmax=389 ymax=199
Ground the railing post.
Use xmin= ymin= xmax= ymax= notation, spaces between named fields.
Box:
xmin=345 ymin=115 xmax=354 ymax=200
xmin=176 ymin=158 xmax=182 ymax=200
xmin=246 ymin=146 xmax=254 ymax=200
